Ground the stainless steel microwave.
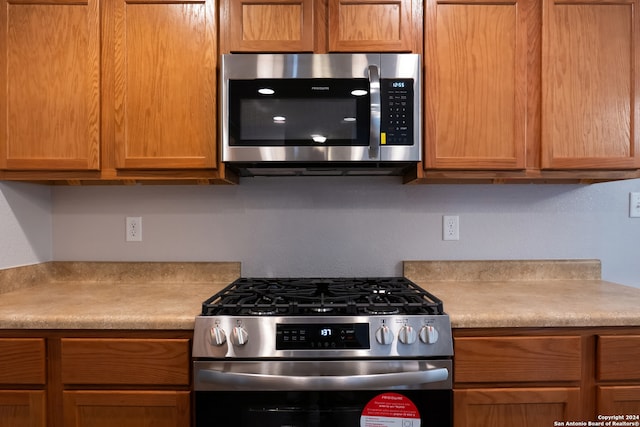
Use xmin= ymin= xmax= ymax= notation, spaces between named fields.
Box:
xmin=221 ymin=53 xmax=421 ymax=176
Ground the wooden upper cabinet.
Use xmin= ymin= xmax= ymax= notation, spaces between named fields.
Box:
xmin=222 ymin=0 xmax=315 ymax=52
xmin=112 ymin=0 xmax=216 ymax=169
xmin=0 ymin=0 xmax=100 ymax=171
xmin=220 ymin=0 xmax=419 ymax=53
xmin=542 ymin=0 xmax=640 ymax=170
xmin=328 ymin=0 xmax=416 ymax=52
xmin=424 ymin=0 xmax=532 ymax=170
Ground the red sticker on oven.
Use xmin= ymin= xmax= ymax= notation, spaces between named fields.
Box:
xmin=360 ymin=393 xmax=421 ymax=427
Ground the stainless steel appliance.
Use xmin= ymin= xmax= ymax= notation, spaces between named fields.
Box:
xmin=193 ymin=277 xmax=453 ymax=427
xmin=221 ymin=53 xmax=421 ymax=176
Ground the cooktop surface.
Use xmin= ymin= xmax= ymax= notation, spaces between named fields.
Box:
xmin=201 ymin=277 xmax=444 ymax=317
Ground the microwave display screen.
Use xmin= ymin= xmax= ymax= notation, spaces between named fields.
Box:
xmin=229 ymin=79 xmax=371 ymax=147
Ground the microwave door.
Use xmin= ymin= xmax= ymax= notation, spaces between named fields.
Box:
xmin=227 ymin=78 xmax=372 ymax=162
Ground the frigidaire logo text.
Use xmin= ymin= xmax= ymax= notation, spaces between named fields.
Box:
xmin=311 ymin=86 xmax=330 ymax=91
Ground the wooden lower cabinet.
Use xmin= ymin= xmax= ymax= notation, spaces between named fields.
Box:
xmin=0 ymin=391 xmax=46 ymax=427
xmin=0 ymin=332 xmax=192 ymax=427
xmin=453 ymin=330 xmax=586 ymax=425
xmin=0 ymin=338 xmax=47 ymax=426
xmin=63 ymin=391 xmax=190 ymax=427
xmin=598 ymin=386 xmax=640 ymax=414
xmin=454 ymin=387 xmax=581 ymax=426
xmin=597 ymin=335 xmax=640 ymax=413
xmin=59 ymin=337 xmax=192 ymax=427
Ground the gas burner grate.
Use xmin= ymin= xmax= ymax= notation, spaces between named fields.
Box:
xmin=201 ymin=277 xmax=444 ymax=316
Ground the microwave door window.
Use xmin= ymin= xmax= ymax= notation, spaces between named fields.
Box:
xmin=228 ymin=79 xmax=371 ymax=147
xmin=239 ymin=99 xmax=364 ymax=146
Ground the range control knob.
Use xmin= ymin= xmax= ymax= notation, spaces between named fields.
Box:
xmin=398 ymin=325 xmax=417 ymax=345
xmin=231 ymin=325 xmax=249 ymax=346
xmin=420 ymin=325 xmax=439 ymax=344
xmin=375 ymin=325 xmax=394 ymax=345
xmin=209 ymin=326 xmax=227 ymax=346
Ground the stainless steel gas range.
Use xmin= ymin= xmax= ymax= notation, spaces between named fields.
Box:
xmin=192 ymin=277 xmax=453 ymax=427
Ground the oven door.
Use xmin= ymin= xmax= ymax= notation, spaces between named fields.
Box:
xmin=194 ymin=359 xmax=452 ymax=427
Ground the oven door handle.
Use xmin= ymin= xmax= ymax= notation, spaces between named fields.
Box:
xmin=368 ymin=64 xmax=381 ymax=160
xmin=196 ymin=367 xmax=449 ymax=390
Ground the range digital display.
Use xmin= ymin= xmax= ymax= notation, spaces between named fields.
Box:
xmin=276 ymin=323 xmax=370 ymax=350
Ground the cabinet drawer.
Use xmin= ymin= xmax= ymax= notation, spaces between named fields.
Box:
xmin=61 ymin=338 xmax=190 ymax=385
xmin=454 ymin=336 xmax=582 ymax=383
xmin=0 ymin=338 xmax=46 ymax=385
xmin=597 ymin=335 xmax=640 ymax=381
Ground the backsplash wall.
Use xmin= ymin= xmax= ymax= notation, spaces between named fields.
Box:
xmin=46 ymin=177 xmax=640 ymax=287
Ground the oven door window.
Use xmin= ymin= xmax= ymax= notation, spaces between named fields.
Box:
xmin=228 ymin=79 xmax=371 ymax=147
xmin=195 ymin=390 xmax=451 ymax=427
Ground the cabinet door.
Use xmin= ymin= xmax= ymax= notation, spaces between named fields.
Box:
xmin=454 ymin=388 xmax=582 ymax=427
xmin=60 ymin=338 xmax=190 ymax=386
xmin=424 ymin=0 xmax=530 ymax=170
xmin=0 ymin=0 xmax=100 ymax=170
xmin=328 ymin=0 xmax=416 ymax=52
xmin=598 ymin=386 xmax=640 ymax=414
xmin=222 ymin=0 xmax=315 ymax=52
xmin=0 ymin=338 xmax=46 ymax=385
xmin=63 ymin=391 xmax=190 ymax=427
xmin=597 ymin=335 xmax=640 ymax=381
xmin=113 ymin=0 xmax=216 ymax=169
xmin=542 ymin=0 xmax=640 ymax=169
xmin=454 ymin=336 xmax=582 ymax=384
xmin=0 ymin=391 xmax=46 ymax=427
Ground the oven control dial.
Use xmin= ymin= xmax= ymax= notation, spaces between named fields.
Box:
xmin=209 ymin=326 xmax=227 ymax=346
xmin=375 ymin=325 xmax=394 ymax=345
xmin=398 ymin=325 xmax=417 ymax=345
xmin=231 ymin=325 xmax=249 ymax=346
xmin=419 ymin=325 xmax=439 ymax=344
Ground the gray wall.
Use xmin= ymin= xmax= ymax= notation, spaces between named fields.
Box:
xmin=0 ymin=182 xmax=52 ymax=269
xmin=46 ymin=177 xmax=640 ymax=287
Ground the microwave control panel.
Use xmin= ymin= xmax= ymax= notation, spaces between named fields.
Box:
xmin=380 ymin=78 xmax=414 ymax=145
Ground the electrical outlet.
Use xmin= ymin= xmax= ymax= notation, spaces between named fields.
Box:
xmin=443 ymin=215 xmax=459 ymax=241
xmin=630 ymin=193 xmax=640 ymax=218
xmin=126 ymin=217 xmax=142 ymax=242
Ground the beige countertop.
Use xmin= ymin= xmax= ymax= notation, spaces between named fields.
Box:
xmin=1 ymin=260 xmax=639 ymax=330
xmin=0 ymin=262 xmax=239 ymax=330
xmin=405 ymin=259 xmax=640 ymax=328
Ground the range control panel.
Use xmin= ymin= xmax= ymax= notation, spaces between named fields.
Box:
xmin=193 ymin=315 xmax=453 ymax=359
xmin=276 ymin=323 xmax=370 ymax=350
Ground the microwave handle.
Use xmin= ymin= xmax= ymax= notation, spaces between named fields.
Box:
xmin=368 ymin=65 xmax=381 ymax=159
